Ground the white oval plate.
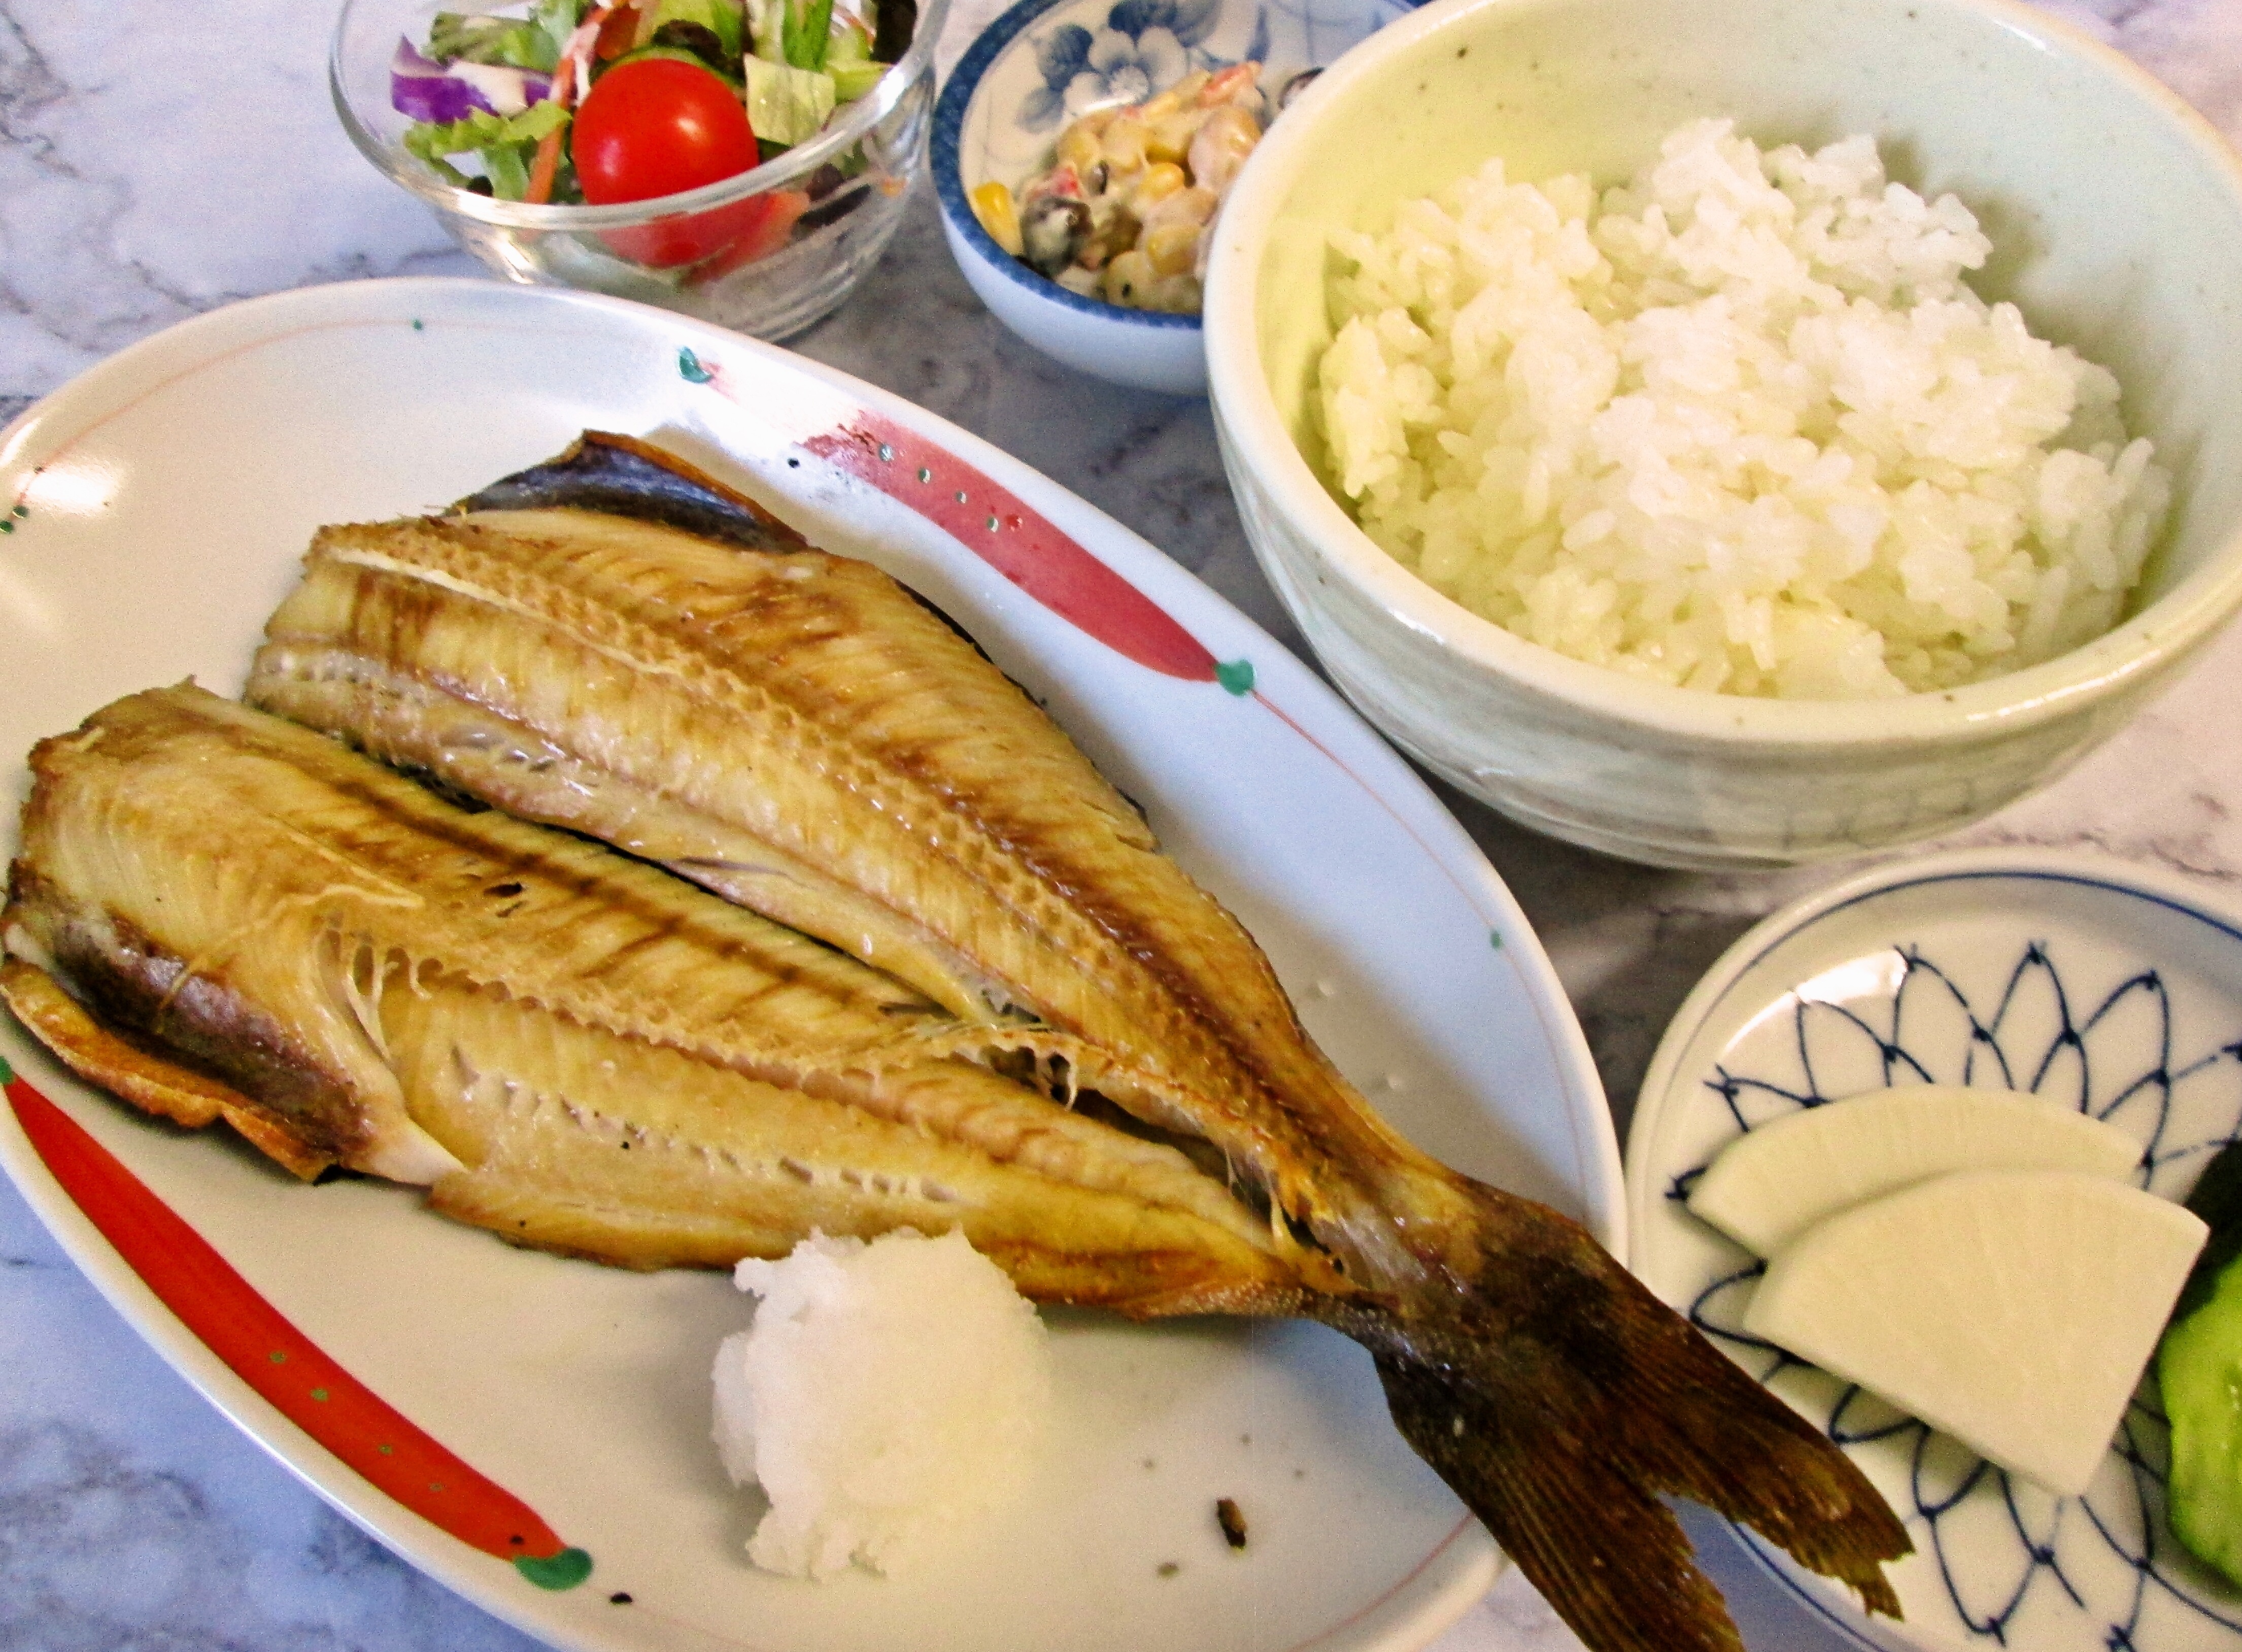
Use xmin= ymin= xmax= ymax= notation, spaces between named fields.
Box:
xmin=0 ymin=278 xmax=1614 ymax=1652
xmin=1626 ymin=846 xmax=2242 ymax=1652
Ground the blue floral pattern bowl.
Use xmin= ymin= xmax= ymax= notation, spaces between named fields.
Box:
xmin=932 ymin=0 xmax=1412 ymax=391
xmin=1627 ymin=847 xmax=2242 ymax=1652
xmin=1022 ymin=0 xmax=1247 ymax=131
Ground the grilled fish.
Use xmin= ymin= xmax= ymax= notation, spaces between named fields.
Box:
xmin=6 ymin=436 xmax=1909 ymax=1652
xmin=2 ymin=685 xmax=1302 ymax=1305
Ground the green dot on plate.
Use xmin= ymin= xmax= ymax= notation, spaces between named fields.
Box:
xmin=677 ymin=348 xmax=714 ymax=384
xmin=1214 ymin=659 xmax=1255 ymax=696
xmin=268 ymin=1350 xmax=288 ymax=1364
xmin=516 ymin=1547 xmax=594 ymax=1591
xmin=1489 ymin=931 xmax=1504 ymax=950
xmin=310 ymin=1388 xmax=330 ymax=1402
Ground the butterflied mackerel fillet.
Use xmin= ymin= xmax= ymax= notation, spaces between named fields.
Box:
xmin=227 ymin=434 xmax=1911 ymax=1652
xmin=1 ymin=686 xmax=1298 ymax=1305
xmin=251 ymin=445 xmax=1437 ymax=1282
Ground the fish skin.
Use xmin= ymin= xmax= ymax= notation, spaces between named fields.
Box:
xmin=453 ymin=428 xmax=814 ymax=554
xmin=234 ymin=435 xmax=1910 ymax=1652
xmin=0 ymin=956 xmax=333 ymax=1179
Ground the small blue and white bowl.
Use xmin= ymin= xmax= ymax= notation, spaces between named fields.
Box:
xmin=932 ymin=0 xmax=1409 ymax=393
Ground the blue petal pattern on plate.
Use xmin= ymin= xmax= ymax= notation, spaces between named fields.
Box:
xmin=1627 ymin=853 xmax=2242 ymax=1652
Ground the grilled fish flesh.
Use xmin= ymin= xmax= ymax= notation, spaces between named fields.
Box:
xmin=2 ymin=686 xmax=1300 ymax=1305
xmin=6 ymin=435 xmax=1909 ymax=1652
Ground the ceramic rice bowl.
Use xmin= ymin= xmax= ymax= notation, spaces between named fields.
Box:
xmin=1203 ymin=0 xmax=2242 ymax=870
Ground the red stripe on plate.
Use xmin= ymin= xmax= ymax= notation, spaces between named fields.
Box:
xmin=801 ymin=413 xmax=1222 ymax=683
xmin=6 ymin=1074 xmax=582 ymax=1575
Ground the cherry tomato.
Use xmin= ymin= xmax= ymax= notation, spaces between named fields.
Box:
xmin=573 ymin=57 xmax=761 ymax=266
xmin=574 ymin=57 xmax=757 ymax=203
xmin=691 ymin=189 xmax=813 ymax=281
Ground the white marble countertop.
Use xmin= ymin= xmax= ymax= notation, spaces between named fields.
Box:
xmin=5 ymin=0 xmax=2242 ymax=1648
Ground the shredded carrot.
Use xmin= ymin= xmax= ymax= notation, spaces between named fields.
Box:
xmin=525 ymin=124 xmax=565 ymax=205
xmin=596 ymin=0 xmax=641 ymax=60
xmin=524 ymin=4 xmax=616 ymax=206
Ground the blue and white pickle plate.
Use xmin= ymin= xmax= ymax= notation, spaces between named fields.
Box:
xmin=1625 ymin=847 xmax=2242 ymax=1652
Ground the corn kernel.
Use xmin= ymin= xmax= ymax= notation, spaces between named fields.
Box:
xmin=1143 ymin=220 xmax=1202 ymax=277
xmin=969 ymin=182 xmax=1024 ymax=257
xmin=1057 ymin=120 xmax=1103 ymax=175
xmin=1141 ymin=184 xmax=1216 ymax=234
xmin=1139 ymin=88 xmax=1182 ymax=124
xmin=1130 ymin=162 xmax=1186 ymax=214
xmin=1100 ymin=114 xmax=1147 ymax=173
xmin=1103 ymin=248 xmax=1157 ymax=309
xmin=1147 ymin=113 xmax=1200 ymax=166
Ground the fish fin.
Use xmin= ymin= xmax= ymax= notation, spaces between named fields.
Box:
xmin=1337 ymin=1186 xmax=1907 ymax=1652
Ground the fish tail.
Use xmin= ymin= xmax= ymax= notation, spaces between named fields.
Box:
xmin=1323 ymin=1182 xmax=1907 ymax=1652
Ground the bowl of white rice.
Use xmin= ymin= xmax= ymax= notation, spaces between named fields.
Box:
xmin=1203 ymin=0 xmax=2242 ymax=870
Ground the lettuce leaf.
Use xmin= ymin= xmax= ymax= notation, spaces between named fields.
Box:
xmin=829 ymin=59 xmax=883 ymax=100
xmin=782 ymin=0 xmax=835 ymax=72
xmin=403 ymin=101 xmax=571 ymax=200
xmin=743 ymin=55 xmax=836 ymax=144
xmin=530 ymin=0 xmax=584 ymax=69
xmin=482 ymin=142 xmax=533 ymax=199
xmin=404 ymin=99 xmax=570 ymax=158
xmin=426 ymin=12 xmax=555 ymax=69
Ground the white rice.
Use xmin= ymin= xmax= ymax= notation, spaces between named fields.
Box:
xmin=1315 ymin=118 xmax=2170 ymax=698
xmin=711 ymin=1228 xmax=1052 ymax=1579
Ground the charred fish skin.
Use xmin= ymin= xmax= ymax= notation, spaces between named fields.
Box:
xmin=0 ymin=685 xmax=1312 ymax=1313
xmin=245 ymin=437 xmax=1909 ymax=1651
xmin=455 ymin=430 xmax=815 ymax=554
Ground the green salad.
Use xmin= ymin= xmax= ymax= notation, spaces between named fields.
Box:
xmin=390 ymin=0 xmax=918 ymax=207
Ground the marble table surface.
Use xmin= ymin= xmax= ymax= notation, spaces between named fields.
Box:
xmin=6 ymin=0 xmax=2242 ymax=1648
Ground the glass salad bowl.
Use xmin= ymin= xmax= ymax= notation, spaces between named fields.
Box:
xmin=332 ymin=0 xmax=948 ymax=340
